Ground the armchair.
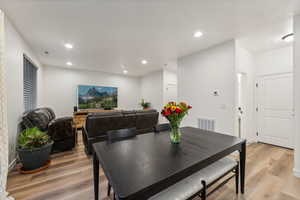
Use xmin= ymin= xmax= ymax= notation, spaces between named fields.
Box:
xmin=22 ymin=107 xmax=76 ymax=152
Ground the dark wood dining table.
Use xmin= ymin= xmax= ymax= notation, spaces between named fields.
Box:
xmin=93 ymin=126 xmax=246 ymax=200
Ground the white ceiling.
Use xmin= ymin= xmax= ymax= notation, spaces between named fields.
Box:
xmin=1 ymin=0 xmax=300 ymax=76
xmin=238 ymin=17 xmax=294 ymax=53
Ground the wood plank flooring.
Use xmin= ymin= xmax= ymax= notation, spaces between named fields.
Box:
xmin=7 ymin=132 xmax=300 ymax=200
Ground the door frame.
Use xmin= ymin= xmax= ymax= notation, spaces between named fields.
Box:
xmin=254 ymin=71 xmax=294 ymax=148
xmin=236 ymin=72 xmax=248 ymax=139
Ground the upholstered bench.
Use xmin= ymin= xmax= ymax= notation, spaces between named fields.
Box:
xmin=149 ymin=157 xmax=238 ymax=200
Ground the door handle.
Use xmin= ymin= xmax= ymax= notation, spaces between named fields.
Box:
xmin=238 ymin=107 xmax=243 ymax=114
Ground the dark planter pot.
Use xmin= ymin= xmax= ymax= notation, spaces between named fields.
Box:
xmin=17 ymin=141 xmax=53 ymax=171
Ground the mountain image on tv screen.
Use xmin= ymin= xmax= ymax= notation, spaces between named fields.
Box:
xmin=78 ymin=85 xmax=118 ymax=109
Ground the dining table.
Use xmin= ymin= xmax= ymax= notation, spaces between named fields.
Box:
xmin=93 ymin=126 xmax=246 ymax=200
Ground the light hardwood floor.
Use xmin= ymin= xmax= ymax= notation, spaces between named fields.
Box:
xmin=7 ymin=132 xmax=300 ymax=200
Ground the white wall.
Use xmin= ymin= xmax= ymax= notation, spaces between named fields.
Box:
xmin=255 ymin=45 xmax=293 ymax=75
xmin=140 ymin=70 xmax=164 ymax=121
xmin=140 ymin=69 xmax=178 ymax=122
xmin=4 ymin=16 xmax=43 ymax=164
xmin=178 ymin=40 xmax=236 ymax=135
xmin=293 ymin=15 xmax=300 ymax=178
xmin=42 ymin=66 xmax=141 ymax=117
xmin=163 ymin=70 xmax=177 ymax=103
xmin=235 ymin=41 xmax=255 ymax=141
xmin=140 ymin=70 xmax=163 ymax=111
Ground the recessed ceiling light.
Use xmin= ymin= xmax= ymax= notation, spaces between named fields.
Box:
xmin=282 ymin=33 xmax=294 ymax=42
xmin=141 ymin=60 xmax=148 ymax=65
xmin=123 ymin=70 xmax=128 ymax=74
xmin=66 ymin=61 xmax=73 ymax=66
xmin=64 ymin=43 xmax=73 ymax=49
xmin=193 ymin=31 xmax=203 ymax=38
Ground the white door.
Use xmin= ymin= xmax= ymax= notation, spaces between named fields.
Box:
xmin=257 ymin=73 xmax=294 ymax=149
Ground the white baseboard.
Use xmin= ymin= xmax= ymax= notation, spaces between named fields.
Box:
xmin=246 ymin=137 xmax=258 ymax=144
xmin=8 ymin=158 xmax=17 ymax=172
xmin=0 ymin=192 xmax=14 ymax=200
xmin=293 ymin=168 xmax=300 ymax=178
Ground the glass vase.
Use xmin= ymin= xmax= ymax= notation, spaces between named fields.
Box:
xmin=170 ymin=122 xmax=181 ymax=144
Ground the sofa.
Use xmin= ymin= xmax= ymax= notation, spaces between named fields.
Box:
xmin=83 ymin=109 xmax=159 ymax=154
xmin=22 ymin=107 xmax=76 ymax=152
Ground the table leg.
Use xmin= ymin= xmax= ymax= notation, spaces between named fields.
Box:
xmin=93 ymin=152 xmax=100 ymax=200
xmin=240 ymin=142 xmax=246 ymax=194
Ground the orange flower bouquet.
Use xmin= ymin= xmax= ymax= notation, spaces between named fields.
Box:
xmin=161 ymin=102 xmax=192 ymax=143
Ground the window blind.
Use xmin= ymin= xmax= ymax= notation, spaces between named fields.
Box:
xmin=23 ymin=55 xmax=37 ymax=112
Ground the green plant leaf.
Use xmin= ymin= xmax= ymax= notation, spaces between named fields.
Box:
xmin=18 ymin=127 xmax=52 ymax=150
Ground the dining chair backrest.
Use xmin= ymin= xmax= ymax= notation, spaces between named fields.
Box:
xmin=154 ymin=123 xmax=171 ymax=133
xmin=107 ymin=128 xmax=137 ymax=143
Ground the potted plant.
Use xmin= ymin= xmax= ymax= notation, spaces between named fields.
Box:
xmin=140 ymin=99 xmax=151 ymax=109
xmin=17 ymin=127 xmax=53 ymax=171
xmin=161 ymin=102 xmax=192 ymax=144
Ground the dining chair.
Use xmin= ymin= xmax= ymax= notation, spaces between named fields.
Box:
xmin=154 ymin=123 xmax=171 ymax=133
xmin=149 ymin=157 xmax=239 ymax=200
xmin=107 ymin=127 xmax=137 ymax=142
xmin=106 ymin=128 xmax=137 ymax=199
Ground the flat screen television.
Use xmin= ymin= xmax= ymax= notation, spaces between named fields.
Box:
xmin=77 ymin=85 xmax=118 ymax=109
